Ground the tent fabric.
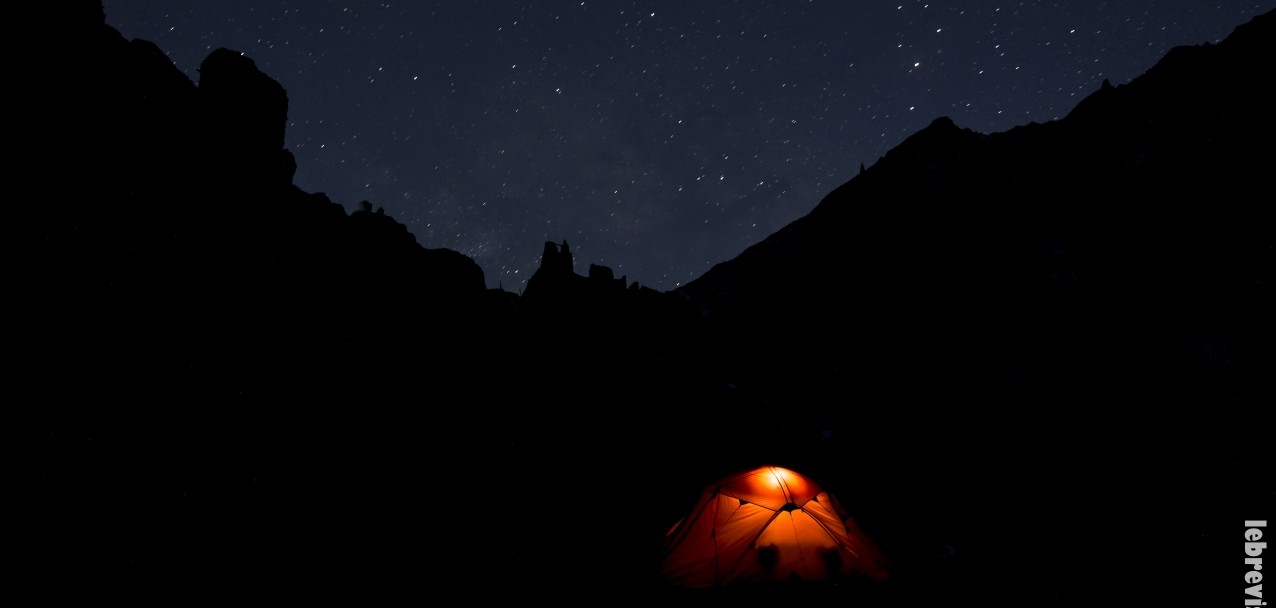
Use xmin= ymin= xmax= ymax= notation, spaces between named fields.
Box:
xmin=659 ymin=465 xmax=890 ymax=588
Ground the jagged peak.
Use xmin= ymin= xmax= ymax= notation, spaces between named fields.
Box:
xmin=927 ymin=116 xmax=957 ymax=131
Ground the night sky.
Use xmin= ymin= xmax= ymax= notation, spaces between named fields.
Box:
xmin=101 ymin=1 xmax=1273 ymax=292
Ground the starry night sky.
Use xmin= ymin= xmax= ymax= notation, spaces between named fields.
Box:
xmin=101 ymin=1 xmax=1273 ymax=292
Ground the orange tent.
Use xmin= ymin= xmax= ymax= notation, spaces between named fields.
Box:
xmin=659 ymin=465 xmax=890 ymax=587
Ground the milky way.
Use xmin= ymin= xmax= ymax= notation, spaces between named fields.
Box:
xmin=101 ymin=1 xmax=1273 ymax=291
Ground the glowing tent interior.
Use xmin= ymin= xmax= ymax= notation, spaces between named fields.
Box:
xmin=659 ymin=465 xmax=891 ymax=588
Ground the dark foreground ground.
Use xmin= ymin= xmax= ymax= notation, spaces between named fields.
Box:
xmin=29 ymin=402 xmax=1268 ymax=607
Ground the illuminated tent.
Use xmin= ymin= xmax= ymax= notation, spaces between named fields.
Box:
xmin=659 ymin=465 xmax=890 ymax=588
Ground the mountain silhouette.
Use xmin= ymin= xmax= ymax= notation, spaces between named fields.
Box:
xmin=680 ymin=10 xmax=1274 ymax=415
xmin=16 ymin=3 xmax=1273 ymax=605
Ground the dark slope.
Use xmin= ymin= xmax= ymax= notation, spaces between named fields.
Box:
xmin=11 ymin=6 xmax=497 ymax=405
xmin=679 ymin=10 xmax=1275 ymax=412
